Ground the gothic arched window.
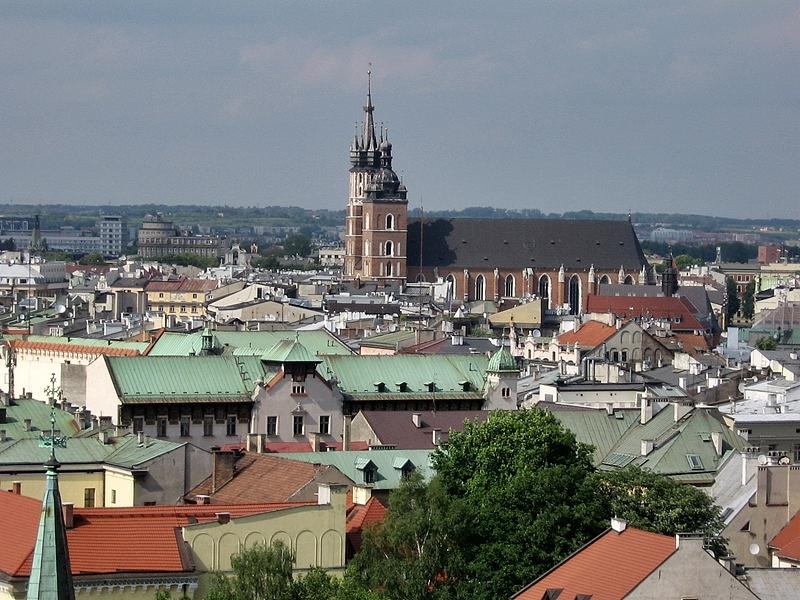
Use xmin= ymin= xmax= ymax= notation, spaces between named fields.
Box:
xmin=385 ymin=240 xmax=393 ymax=256
xmin=446 ymin=274 xmax=456 ymax=298
xmin=386 ymin=262 xmax=393 ymax=277
xmin=538 ymin=275 xmax=550 ymax=309
xmin=386 ymin=214 xmax=394 ymax=230
xmin=568 ymin=274 xmax=581 ymax=315
xmin=475 ymin=274 xmax=486 ymax=301
xmin=504 ymin=274 xmax=516 ymax=298
xmin=598 ymin=274 xmax=611 ymax=285
xmin=624 ymin=275 xmax=635 ymax=285
xmin=416 ymin=273 xmax=426 ymax=282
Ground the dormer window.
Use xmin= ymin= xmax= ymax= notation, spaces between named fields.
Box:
xmin=425 ymin=382 xmax=436 ymax=392
xmin=459 ymin=380 xmax=471 ymax=392
xmin=396 ymin=382 xmax=408 ymax=392
xmin=364 ymin=467 xmax=376 ymax=484
xmin=374 ymin=382 xmax=386 ymax=393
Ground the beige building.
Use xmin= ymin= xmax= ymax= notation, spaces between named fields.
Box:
xmin=145 ymin=278 xmax=217 ymax=321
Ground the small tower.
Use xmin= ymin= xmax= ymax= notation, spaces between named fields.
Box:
xmin=27 ymin=408 xmax=74 ymax=600
xmin=200 ymin=325 xmax=216 ymax=355
xmin=484 ymin=338 xmax=520 ymax=410
xmin=661 ymin=254 xmax=679 ymax=297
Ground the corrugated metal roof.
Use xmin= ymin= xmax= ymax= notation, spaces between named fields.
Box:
xmin=547 ymin=408 xmax=639 ymax=464
xmin=322 ymin=354 xmax=488 ymax=395
xmin=106 ymin=356 xmax=266 ymax=400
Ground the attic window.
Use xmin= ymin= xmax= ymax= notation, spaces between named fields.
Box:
xmin=686 ymin=454 xmax=704 ymax=470
xmin=459 ymin=380 xmax=471 ymax=392
xmin=363 ymin=467 xmax=376 ymax=485
xmin=425 ymin=382 xmax=436 ymax=392
xmin=374 ymin=382 xmax=386 ymax=393
xmin=396 ymin=382 xmax=408 ymax=392
xmin=699 ymin=432 xmax=711 ymax=442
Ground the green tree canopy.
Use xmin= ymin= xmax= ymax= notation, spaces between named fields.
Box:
xmin=756 ymin=336 xmax=777 ymax=351
xmin=283 ymin=234 xmax=312 ymax=257
xmin=205 ymin=541 xmax=294 ymax=600
xmin=78 ymin=251 xmax=106 ymax=265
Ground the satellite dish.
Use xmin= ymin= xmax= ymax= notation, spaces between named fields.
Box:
xmin=55 ymin=304 xmax=67 ymax=315
xmin=780 ymin=456 xmax=791 ymax=465
xmin=532 ymin=329 xmax=542 ymax=338
xmin=749 ymin=543 xmax=761 ymax=556
xmin=757 ymin=455 xmax=768 ymax=465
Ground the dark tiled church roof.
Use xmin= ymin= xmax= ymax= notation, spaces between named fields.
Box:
xmin=407 ymin=218 xmax=647 ymax=271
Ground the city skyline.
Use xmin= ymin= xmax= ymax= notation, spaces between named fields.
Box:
xmin=1 ymin=2 xmax=798 ymax=219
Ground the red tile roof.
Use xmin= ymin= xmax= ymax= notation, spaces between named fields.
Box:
xmin=145 ymin=279 xmax=218 ymax=293
xmin=586 ymin=295 xmax=705 ymax=331
xmin=9 ymin=340 xmax=142 ymax=357
xmin=770 ymin=511 xmax=800 ymax=562
xmin=512 ymin=526 xmax=676 ymax=600
xmin=346 ymin=496 xmax=387 ymax=555
xmin=187 ymin=453 xmax=353 ymax=504
xmin=556 ymin=321 xmax=616 ymax=348
xmin=0 ymin=490 xmax=311 ymax=578
xmin=675 ymin=333 xmax=710 ymax=353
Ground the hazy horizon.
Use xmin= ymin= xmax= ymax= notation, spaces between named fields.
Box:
xmin=2 ymin=2 xmax=798 ymax=219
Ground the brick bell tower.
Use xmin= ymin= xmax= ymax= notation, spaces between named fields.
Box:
xmin=343 ymin=70 xmax=408 ymax=281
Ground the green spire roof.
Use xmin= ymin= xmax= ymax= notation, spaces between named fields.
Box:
xmin=260 ymin=338 xmax=321 ymax=365
xmin=487 ymin=345 xmax=518 ymax=373
xmin=26 ymin=459 xmax=75 ymax=599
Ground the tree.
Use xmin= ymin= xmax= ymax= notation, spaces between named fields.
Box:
xmin=756 ymin=336 xmax=777 ymax=351
xmin=590 ymin=467 xmax=725 ymax=554
xmin=725 ymin=277 xmax=740 ymax=324
xmin=205 ymin=542 xmax=294 ymax=600
xmin=742 ymin=280 xmax=756 ymax=320
xmin=293 ymin=568 xmax=341 ymax=600
xmin=431 ymin=410 xmax=600 ymax=600
xmin=283 ymin=234 xmax=312 ymax=257
xmin=674 ymin=254 xmax=703 ymax=269
xmin=78 ymin=251 xmax=106 ymax=265
xmin=350 ymin=472 xmax=464 ymax=600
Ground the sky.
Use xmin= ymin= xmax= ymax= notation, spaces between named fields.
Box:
xmin=1 ymin=1 xmax=798 ymax=219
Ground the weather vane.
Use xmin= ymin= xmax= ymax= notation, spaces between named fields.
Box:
xmin=39 ymin=404 xmax=68 ymax=461
xmin=44 ymin=372 xmax=62 ymax=406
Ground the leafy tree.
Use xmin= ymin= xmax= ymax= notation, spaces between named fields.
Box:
xmin=283 ymin=234 xmax=312 ymax=257
xmin=431 ymin=410 xmax=601 ymax=600
xmin=351 ymin=472 xmax=464 ymax=600
xmin=725 ymin=277 xmax=740 ymax=324
xmin=293 ymin=567 xmax=341 ymax=600
xmin=674 ymin=254 xmax=703 ymax=269
xmin=756 ymin=336 xmax=777 ymax=351
xmin=78 ymin=251 xmax=106 ymax=265
xmin=205 ymin=541 xmax=294 ymax=600
xmin=741 ymin=280 xmax=756 ymax=320
xmin=0 ymin=237 xmax=15 ymax=251
xmin=162 ymin=253 xmax=218 ymax=269
xmin=591 ymin=467 xmax=725 ymax=554
xmin=252 ymin=253 xmax=281 ymax=270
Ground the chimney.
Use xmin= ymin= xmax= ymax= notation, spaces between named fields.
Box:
xmin=310 ymin=431 xmax=321 ymax=453
xmin=23 ymin=419 xmax=32 ymax=432
xmin=137 ymin=431 xmax=145 ymax=446
xmin=342 ymin=415 xmax=352 ymax=451
xmin=246 ymin=433 xmax=265 ymax=453
xmin=673 ymin=402 xmax=692 ymax=422
xmin=611 ymin=517 xmax=627 ymax=533
xmin=98 ymin=430 xmax=110 ymax=444
xmin=605 ymin=405 xmax=614 ymax=416
xmin=215 ymin=512 xmax=231 ymax=525
xmin=412 ymin=413 xmax=422 ymax=428
xmin=640 ymin=398 xmax=653 ymax=424
xmin=678 ymin=376 xmax=687 ymax=390
xmin=711 ymin=431 xmax=723 ymax=456
xmin=641 ymin=439 xmax=654 ymax=456
xmin=196 ymin=494 xmax=211 ymax=505
xmin=0 ymin=407 xmax=5 ymax=423
xmin=432 ymin=428 xmax=443 ymax=446
xmin=212 ymin=449 xmax=237 ymax=493
xmin=0 ymin=430 xmax=6 ymax=443
xmin=12 ymin=481 xmax=21 ymax=495
xmin=62 ymin=503 xmax=74 ymax=529
xmin=318 ymin=483 xmax=331 ymax=505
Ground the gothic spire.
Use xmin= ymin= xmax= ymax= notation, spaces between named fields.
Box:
xmin=362 ymin=67 xmax=378 ymax=151
xmin=27 ymin=407 xmax=74 ymax=600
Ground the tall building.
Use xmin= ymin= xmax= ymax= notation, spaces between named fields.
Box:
xmin=137 ymin=214 xmax=224 ymax=259
xmin=98 ymin=215 xmax=128 ymax=257
xmin=343 ymin=72 xmax=408 ymax=281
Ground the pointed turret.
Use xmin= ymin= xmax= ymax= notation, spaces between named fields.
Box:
xmin=27 ymin=410 xmax=74 ymax=600
xmin=362 ymin=69 xmax=378 ymax=154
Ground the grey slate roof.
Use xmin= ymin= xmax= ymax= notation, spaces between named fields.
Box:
xmin=407 ymin=218 xmax=648 ymax=271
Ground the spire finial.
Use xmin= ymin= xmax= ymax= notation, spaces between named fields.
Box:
xmin=367 ymin=62 xmax=372 ymax=98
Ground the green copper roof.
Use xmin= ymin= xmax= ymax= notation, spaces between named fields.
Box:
xmin=281 ymin=449 xmax=434 ymax=490
xmin=147 ymin=329 xmax=352 ymax=358
xmin=0 ymin=434 xmax=187 ymax=468
xmin=321 ymin=355 xmax=488 ymax=397
xmin=546 ymin=408 xmax=640 ymax=464
xmin=487 ymin=345 xmax=518 ymax=373
xmin=26 ymin=463 xmax=75 ymax=600
xmin=105 ymin=356 xmax=267 ymax=402
xmin=0 ymin=400 xmax=79 ymax=443
xmin=260 ymin=338 xmax=321 ymax=365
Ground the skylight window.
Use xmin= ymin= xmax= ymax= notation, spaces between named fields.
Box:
xmin=686 ymin=454 xmax=704 ymax=470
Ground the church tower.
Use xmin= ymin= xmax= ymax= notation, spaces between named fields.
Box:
xmin=344 ymin=71 xmax=408 ymax=281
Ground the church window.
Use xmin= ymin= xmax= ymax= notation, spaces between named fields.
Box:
xmin=416 ymin=273 xmax=426 ymax=282
xmin=446 ymin=274 xmax=457 ymax=298
xmin=385 ymin=240 xmax=393 ymax=256
xmin=386 ymin=262 xmax=393 ymax=277
xmin=386 ymin=214 xmax=394 ymax=230
xmin=475 ymin=274 xmax=486 ymax=301
xmin=538 ymin=275 xmax=550 ymax=309
xmin=599 ymin=275 xmax=611 ymax=285
xmin=568 ymin=274 xmax=581 ymax=315
xmin=504 ymin=274 xmax=516 ymax=297
xmin=624 ymin=275 xmax=635 ymax=285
